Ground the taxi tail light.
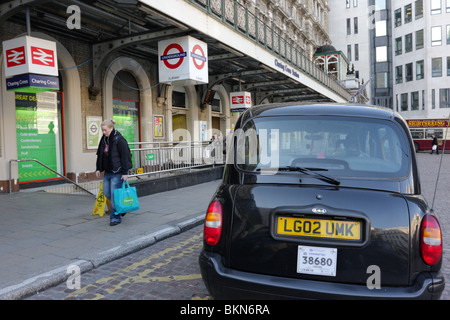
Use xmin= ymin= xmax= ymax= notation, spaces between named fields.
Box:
xmin=420 ymin=215 xmax=442 ymax=266
xmin=204 ymin=200 xmax=223 ymax=246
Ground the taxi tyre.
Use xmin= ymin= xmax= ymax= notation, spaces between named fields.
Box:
xmin=199 ymin=250 xmax=445 ymax=300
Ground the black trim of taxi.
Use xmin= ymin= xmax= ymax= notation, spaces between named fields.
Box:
xmin=199 ymin=251 xmax=445 ymax=300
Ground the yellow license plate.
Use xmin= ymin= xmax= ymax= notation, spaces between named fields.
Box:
xmin=276 ymin=216 xmax=361 ymax=241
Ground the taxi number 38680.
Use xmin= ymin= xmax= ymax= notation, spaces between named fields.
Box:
xmin=297 ymin=245 xmax=337 ymax=277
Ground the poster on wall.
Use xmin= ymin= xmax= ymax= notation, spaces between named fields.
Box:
xmin=86 ymin=116 xmax=102 ymax=149
xmin=153 ymin=115 xmax=164 ymax=139
xmin=15 ymin=92 xmax=63 ymax=183
xmin=200 ymin=121 xmax=207 ymax=142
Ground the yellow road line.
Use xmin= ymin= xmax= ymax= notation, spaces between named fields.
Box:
xmin=64 ymin=232 xmax=203 ymax=300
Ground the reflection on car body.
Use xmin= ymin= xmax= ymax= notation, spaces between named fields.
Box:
xmin=199 ymin=103 xmax=444 ymax=300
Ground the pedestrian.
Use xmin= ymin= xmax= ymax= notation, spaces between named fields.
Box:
xmin=431 ymin=134 xmax=439 ymax=155
xmin=95 ymin=119 xmax=132 ymax=226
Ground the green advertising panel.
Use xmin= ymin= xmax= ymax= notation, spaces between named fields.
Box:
xmin=112 ymin=99 xmax=140 ymax=143
xmin=15 ymin=92 xmax=63 ymax=183
xmin=113 ymin=98 xmax=140 ymax=168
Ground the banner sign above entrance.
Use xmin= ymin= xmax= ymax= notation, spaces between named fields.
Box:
xmin=3 ymin=36 xmax=58 ymax=77
xmin=6 ymin=73 xmax=60 ymax=93
xmin=230 ymin=91 xmax=252 ymax=113
xmin=158 ymin=36 xmax=208 ymax=86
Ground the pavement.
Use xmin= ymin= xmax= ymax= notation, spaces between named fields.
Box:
xmin=0 ymin=179 xmax=221 ymax=300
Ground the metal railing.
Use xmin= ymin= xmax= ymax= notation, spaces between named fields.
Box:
xmin=9 ymin=159 xmax=95 ymax=196
xmin=187 ymin=0 xmax=351 ymax=101
xmin=128 ymin=140 xmax=224 ymax=178
xmin=8 ymin=141 xmax=224 ymax=195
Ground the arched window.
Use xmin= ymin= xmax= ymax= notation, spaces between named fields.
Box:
xmin=327 ymin=55 xmax=338 ymax=79
xmin=315 ymin=56 xmax=325 ymax=71
xmin=112 ymin=70 xmax=141 ymax=144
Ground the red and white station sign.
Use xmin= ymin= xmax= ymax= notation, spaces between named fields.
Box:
xmin=230 ymin=91 xmax=252 ymax=113
xmin=158 ymin=36 xmax=208 ymax=85
xmin=3 ymin=36 xmax=58 ymax=77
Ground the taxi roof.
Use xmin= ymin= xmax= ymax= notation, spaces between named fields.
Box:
xmin=243 ymin=103 xmax=397 ymax=120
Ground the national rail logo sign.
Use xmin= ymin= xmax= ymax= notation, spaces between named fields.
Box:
xmin=6 ymin=46 xmax=26 ymax=68
xmin=230 ymin=92 xmax=252 ymax=113
xmin=3 ymin=36 xmax=58 ymax=77
xmin=158 ymin=36 xmax=208 ymax=85
xmin=31 ymin=46 xmax=56 ymax=67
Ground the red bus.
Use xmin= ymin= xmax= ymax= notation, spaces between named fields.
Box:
xmin=406 ymin=119 xmax=450 ymax=152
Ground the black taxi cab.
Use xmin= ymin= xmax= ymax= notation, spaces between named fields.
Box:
xmin=199 ymin=103 xmax=444 ymax=299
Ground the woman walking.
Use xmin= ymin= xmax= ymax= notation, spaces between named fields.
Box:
xmin=95 ymin=120 xmax=132 ymax=226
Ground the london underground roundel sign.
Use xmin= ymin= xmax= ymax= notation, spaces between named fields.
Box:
xmin=158 ymin=36 xmax=208 ymax=85
xmin=191 ymin=44 xmax=206 ymax=70
xmin=161 ymin=43 xmax=186 ymax=70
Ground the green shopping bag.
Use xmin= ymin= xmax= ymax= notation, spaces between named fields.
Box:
xmin=113 ymin=181 xmax=140 ymax=214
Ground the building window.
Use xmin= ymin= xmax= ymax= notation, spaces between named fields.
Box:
xmin=376 ymin=20 xmax=387 ymax=37
xmin=346 ymin=0 xmax=350 ymax=8
xmin=432 ymin=89 xmax=436 ymax=109
xmin=327 ymin=56 xmax=339 ymax=79
xmin=376 ymin=72 xmax=388 ymax=88
xmin=395 ymin=37 xmax=402 ymax=55
xmin=354 ymin=0 xmax=358 ymax=7
xmin=375 ymin=0 xmax=386 ymax=10
xmin=447 ymin=56 xmax=450 ymax=75
xmin=315 ymin=56 xmax=325 ymax=71
xmin=431 ymin=26 xmax=442 ymax=46
xmin=422 ymin=90 xmax=425 ymax=109
xmin=447 ymin=0 xmax=450 ymax=12
xmin=416 ymin=60 xmax=424 ymax=79
xmin=405 ymin=33 xmax=413 ymax=52
xmin=401 ymin=93 xmax=409 ymax=111
xmin=431 ymin=0 xmax=441 ymax=14
xmin=396 ymin=65 xmax=403 ymax=83
xmin=355 ymin=44 xmax=359 ymax=61
xmin=439 ymin=88 xmax=450 ymax=108
xmin=415 ymin=0 xmax=424 ymax=18
xmin=376 ymin=46 xmax=387 ymax=62
xmin=432 ymin=57 xmax=442 ymax=77
xmin=394 ymin=8 xmax=402 ymax=27
xmin=405 ymin=4 xmax=412 ymax=23
xmin=447 ymin=25 xmax=450 ymax=44
xmin=347 ymin=45 xmax=352 ymax=61
xmin=406 ymin=63 xmax=413 ymax=81
xmin=172 ymin=89 xmax=187 ymax=108
xmin=412 ymin=91 xmax=419 ymax=110
xmin=347 ymin=18 xmax=351 ymax=35
xmin=354 ymin=17 xmax=358 ymax=34
xmin=416 ymin=29 xmax=424 ymax=49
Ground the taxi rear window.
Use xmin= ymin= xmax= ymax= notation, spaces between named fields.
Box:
xmin=234 ymin=116 xmax=410 ymax=179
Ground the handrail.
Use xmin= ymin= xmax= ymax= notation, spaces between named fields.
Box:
xmin=127 ymin=140 xmax=223 ymax=178
xmin=9 ymin=159 xmax=95 ymax=196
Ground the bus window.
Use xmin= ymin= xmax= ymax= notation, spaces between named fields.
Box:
xmin=410 ymin=129 xmax=424 ymax=139
xmin=426 ymin=129 xmax=443 ymax=139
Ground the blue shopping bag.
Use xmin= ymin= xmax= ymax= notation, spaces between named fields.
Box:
xmin=113 ymin=181 xmax=140 ymax=214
